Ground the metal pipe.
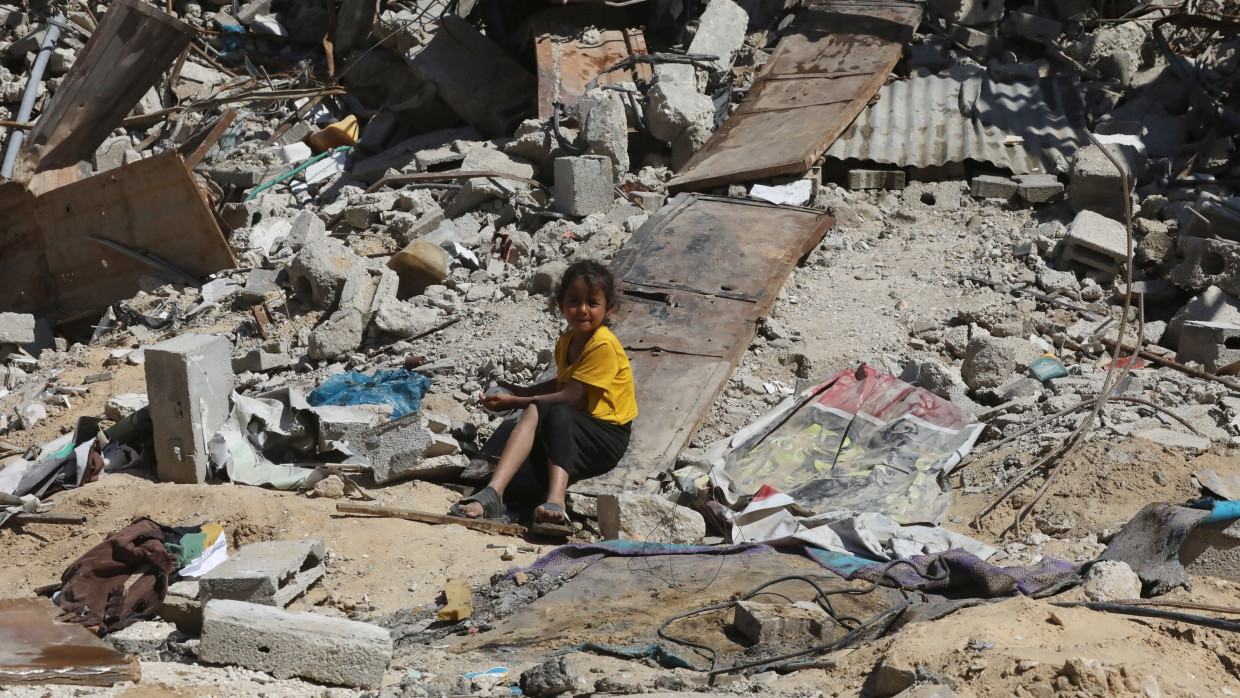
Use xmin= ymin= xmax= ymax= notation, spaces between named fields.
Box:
xmin=1 ymin=14 xmax=64 ymax=179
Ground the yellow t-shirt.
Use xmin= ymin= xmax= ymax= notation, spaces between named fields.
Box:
xmin=555 ymin=326 xmax=638 ymax=425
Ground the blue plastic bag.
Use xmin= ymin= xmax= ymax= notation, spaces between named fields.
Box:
xmin=306 ymin=369 xmax=431 ymax=419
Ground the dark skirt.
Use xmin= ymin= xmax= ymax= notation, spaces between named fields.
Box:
xmin=528 ymin=401 xmax=631 ymax=483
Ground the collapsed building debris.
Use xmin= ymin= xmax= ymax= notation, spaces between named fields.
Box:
xmin=5 ymin=0 xmax=1240 ymax=694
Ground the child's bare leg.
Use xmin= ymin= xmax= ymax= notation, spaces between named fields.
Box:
xmin=458 ymin=404 xmax=540 ymax=519
xmin=535 ymin=462 xmax=570 ymax=525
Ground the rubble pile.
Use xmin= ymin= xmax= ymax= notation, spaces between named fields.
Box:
xmin=4 ymin=0 xmax=1240 ymax=695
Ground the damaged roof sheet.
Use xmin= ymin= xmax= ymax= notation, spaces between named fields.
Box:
xmin=825 ymin=67 xmax=1087 ymax=175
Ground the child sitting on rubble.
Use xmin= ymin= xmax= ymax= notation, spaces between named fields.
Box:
xmin=448 ymin=260 xmax=637 ymax=536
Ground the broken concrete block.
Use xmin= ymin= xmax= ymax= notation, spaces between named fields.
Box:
xmin=960 ymin=336 xmax=1015 ymax=392
xmin=1171 ymin=237 xmax=1240 ymax=297
xmin=337 ymin=263 xmax=398 ymax=325
xmin=687 ymin=0 xmax=749 ymax=72
xmin=374 ymin=297 xmax=441 ymax=338
xmin=1059 ymin=210 xmax=1128 ymax=275
xmin=287 ymin=237 xmax=359 ymax=310
xmin=387 ymin=239 xmax=449 ymax=299
xmin=578 ymin=88 xmax=629 ymax=179
xmin=1181 ymin=518 xmax=1240 ymax=584
xmin=447 ymin=147 xmax=538 ymax=215
xmin=520 ymin=655 xmax=591 ymax=696
xmin=948 ymin=24 xmax=1001 ymax=54
xmin=654 ymin=62 xmax=696 ymax=86
xmin=104 ymin=393 xmax=148 ymax=421
xmin=284 ymin=210 xmax=327 ymax=251
xmin=1082 ymin=560 xmax=1141 ymax=602
xmin=936 ymin=0 xmax=1003 ymax=27
xmin=554 ymin=155 xmax=614 ymax=217
xmin=1070 ymin=144 xmax=1142 ymax=220
xmin=596 ymin=492 xmax=706 ymax=545
xmin=1175 ymin=321 xmax=1240 ymax=372
xmin=505 ymin=118 xmax=578 ymax=173
xmin=1014 ymin=173 xmax=1064 ymax=203
xmin=1167 ymin=286 xmax=1240 ymax=349
xmin=358 ymin=414 xmax=434 ymax=484
xmin=0 ymin=312 xmax=36 ymax=344
xmin=406 ymin=14 xmax=536 ymax=137
xmin=232 ymin=342 xmax=295 ymax=374
xmin=158 ymin=581 xmax=203 ymax=635
xmin=200 ymin=599 xmax=391 ymax=688
xmin=106 ymin=620 xmax=178 ymax=656
xmin=970 ymin=175 xmax=1017 ymax=200
xmin=847 ymin=169 xmax=905 ymax=191
xmin=92 ymin=136 xmax=135 ymax=174
xmin=733 ymin=600 xmax=830 ymax=645
xmin=308 ymin=309 xmax=365 ymax=360
xmin=1135 ymin=427 xmax=1210 ymax=455
xmin=146 ymin=334 xmax=234 ymax=484
xmin=647 ymin=82 xmax=715 ymax=144
xmin=200 ymin=539 xmax=325 ymax=607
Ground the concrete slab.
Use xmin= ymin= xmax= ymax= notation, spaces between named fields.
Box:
xmin=199 ymin=539 xmax=326 ymax=607
xmin=145 ymin=334 xmax=234 ymax=484
xmin=200 ymin=599 xmax=391 ymax=688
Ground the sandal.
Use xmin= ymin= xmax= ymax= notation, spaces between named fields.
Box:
xmin=448 ymin=486 xmax=508 ymax=521
xmin=530 ymin=502 xmax=573 ymax=538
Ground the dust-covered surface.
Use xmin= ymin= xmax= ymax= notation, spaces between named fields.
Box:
xmin=4 ymin=0 xmax=1240 ymax=695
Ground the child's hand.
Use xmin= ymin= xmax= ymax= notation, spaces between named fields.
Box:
xmin=481 ymin=391 xmax=521 ymax=412
xmin=495 ymin=379 xmax=522 ymax=396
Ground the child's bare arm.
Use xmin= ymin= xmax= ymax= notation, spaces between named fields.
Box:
xmin=482 ymin=380 xmax=587 ymax=413
xmin=501 ymin=379 xmax=557 ymax=397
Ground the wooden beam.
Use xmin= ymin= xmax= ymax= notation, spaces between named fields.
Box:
xmin=334 ymin=502 xmax=528 ymax=536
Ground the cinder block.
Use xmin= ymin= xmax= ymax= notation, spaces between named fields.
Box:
xmin=949 ymin=24 xmax=1001 ymax=54
xmin=1175 ymin=321 xmax=1240 ymax=372
xmin=1059 ymin=210 xmax=1128 ymax=275
xmin=970 ymin=175 xmax=1017 ymax=200
xmin=200 ymin=540 xmax=326 ymax=607
xmin=200 ymin=599 xmax=392 ymax=689
xmin=145 ymin=334 xmax=234 ymax=484
xmin=1014 ymin=174 xmax=1064 ymax=203
xmin=847 ymin=169 xmax=905 ymax=191
xmin=358 ymin=413 xmax=437 ymax=484
xmin=1170 ymin=236 xmax=1240 ymax=297
xmin=1166 ymin=286 xmax=1240 ymax=348
xmin=596 ymin=492 xmax=705 ymax=545
xmin=733 ymin=600 xmax=830 ymax=645
xmin=554 ymin=156 xmax=614 ymax=217
xmin=1070 ymin=144 xmax=1144 ymax=219
xmin=0 ymin=312 xmax=36 ymax=344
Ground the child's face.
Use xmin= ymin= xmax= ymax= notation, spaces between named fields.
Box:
xmin=559 ymin=277 xmax=609 ymax=335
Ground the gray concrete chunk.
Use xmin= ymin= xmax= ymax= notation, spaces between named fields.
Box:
xmin=687 ymin=0 xmax=749 ymax=72
xmin=145 ymin=334 xmax=234 ymax=484
xmin=200 ymin=539 xmax=326 ymax=607
xmin=200 ymin=599 xmax=391 ymax=689
xmin=554 ymin=156 xmax=614 ymax=217
xmin=0 ymin=312 xmax=36 ymax=344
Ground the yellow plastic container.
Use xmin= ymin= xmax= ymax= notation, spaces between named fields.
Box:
xmin=307 ymin=115 xmax=359 ymax=153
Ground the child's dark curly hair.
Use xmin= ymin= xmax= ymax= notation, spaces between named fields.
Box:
xmin=557 ymin=260 xmax=619 ymax=324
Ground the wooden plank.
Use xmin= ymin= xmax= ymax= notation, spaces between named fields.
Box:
xmin=334 ymin=502 xmax=528 ymax=536
xmin=10 ymin=513 xmax=86 ymax=525
xmin=613 ymin=285 xmax=747 ymax=357
xmin=437 ymin=577 xmax=473 ymax=622
xmin=35 ymin=152 xmax=236 ymax=321
xmin=0 ymin=597 xmax=140 ymax=686
xmin=0 ymin=181 xmax=53 ymax=315
xmin=668 ymin=1 xmax=921 ymax=191
xmin=177 ymin=109 xmax=238 ymax=169
xmin=17 ymin=0 xmax=195 ymax=177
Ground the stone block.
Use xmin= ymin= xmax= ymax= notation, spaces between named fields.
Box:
xmin=1170 ymin=237 xmax=1240 ymax=297
xmin=627 ymin=191 xmax=666 ymax=211
xmin=359 ymin=413 xmax=436 ymax=484
xmin=687 ymin=0 xmax=749 ymax=72
xmin=948 ymin=24 xmax=1001 ymax=54
xmin=92 ymin=136 xmax=134 ymax=174
xmin=1070 ymin=144 xmax=1142 ymax=219
xmin=106 ymin=620 xmax=178 ymax=656
xmin=596 ymin=492 xmax=705 ymax=545
xmin=391 ymin=209 xmax=447 ymax=247
xmin=554 ymin=155 xmax=614 ymax=217
xmin=647 ymin=82 xmax=715 ymax=144
xmin=145 ymin=334 xmax=234 ymax=484
xmin=232 ymin=341 xmax=295 ymax=374
xmin=1082 ymin=560 xmax=1140 ymax=602
xmin=1014 ymin=174 xmax=1064 ymax=203
xmin=287 ymin=237 xmax=359 ymax=310
xmin=238 ymin=268 xmax=283 ymax=305
xmin=284 ymin=210 xmax=327 ymax=251
xmin=577 ymin=88 xmax=629 ymax=179
xmin=406 ymin=14 xmax=536 ymax=137
xmin=847 ymin=169 xmax=905 ymax=191
xmin=158 ymin=581 xmax=203 ymax=635
xmin=1167 ymin=286 xmax=1240 ymax=349
xmin=337 ymin=262 xmax=398 ymax=324
xmin=1059 ymin=210 xmax=1128 ymax=275
xmin=960 ymin=336 xmax=1015 ymax=391
xmin=308 ymin=308 xmax=365 ymax=360
xmin=0 ymin=312 xmax=36 ymax=344
xmin=1175 ymin=321 xmax=1240 ymax=372
xmin=311 ymin=403 xmax=391 ymax=450
xmin=200 ymin=599 xmax=391 ymax=688
xmin=733 ymin=600 xmax=830 ymax=645
xmin=1181 ymin=518 xmax=1240 ymax=584
xmin=373 ymin=297 xmax=441 ymax=338
xmin=936 ymin=0 xmax=1004 ymax=26
xmin=200 ymin=540 xmax=326 ymax=607
xmin=970 ymin=175 xmax=1017 ymax=200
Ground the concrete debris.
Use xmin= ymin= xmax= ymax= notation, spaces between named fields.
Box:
xmin=687 ymin=0 xmax=749 ymax=73
xmin=1059 ymin=210 xmax=1128 ymax=276
xmin=733 ymin=600 xmax=831 ymax=645
xmin=1082 ymin=560 xmax=1141 ymax=602
xmin=145 ymin=334 xmax=234 ymax=484
xmin=596 ymin=492 xmax=706 ymax=545
xmin=200 ymin=599 xmax=392 ymax=688
xmin=199 ymin=539 xmax=326 ymax=607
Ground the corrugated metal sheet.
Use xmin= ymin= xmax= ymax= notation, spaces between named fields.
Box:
xmin=825 ymin=67 xmax=1086 ymax=175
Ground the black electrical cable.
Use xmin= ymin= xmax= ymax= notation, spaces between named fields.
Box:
xmin=1051 ymin=601 xmax=1240 ymax=633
